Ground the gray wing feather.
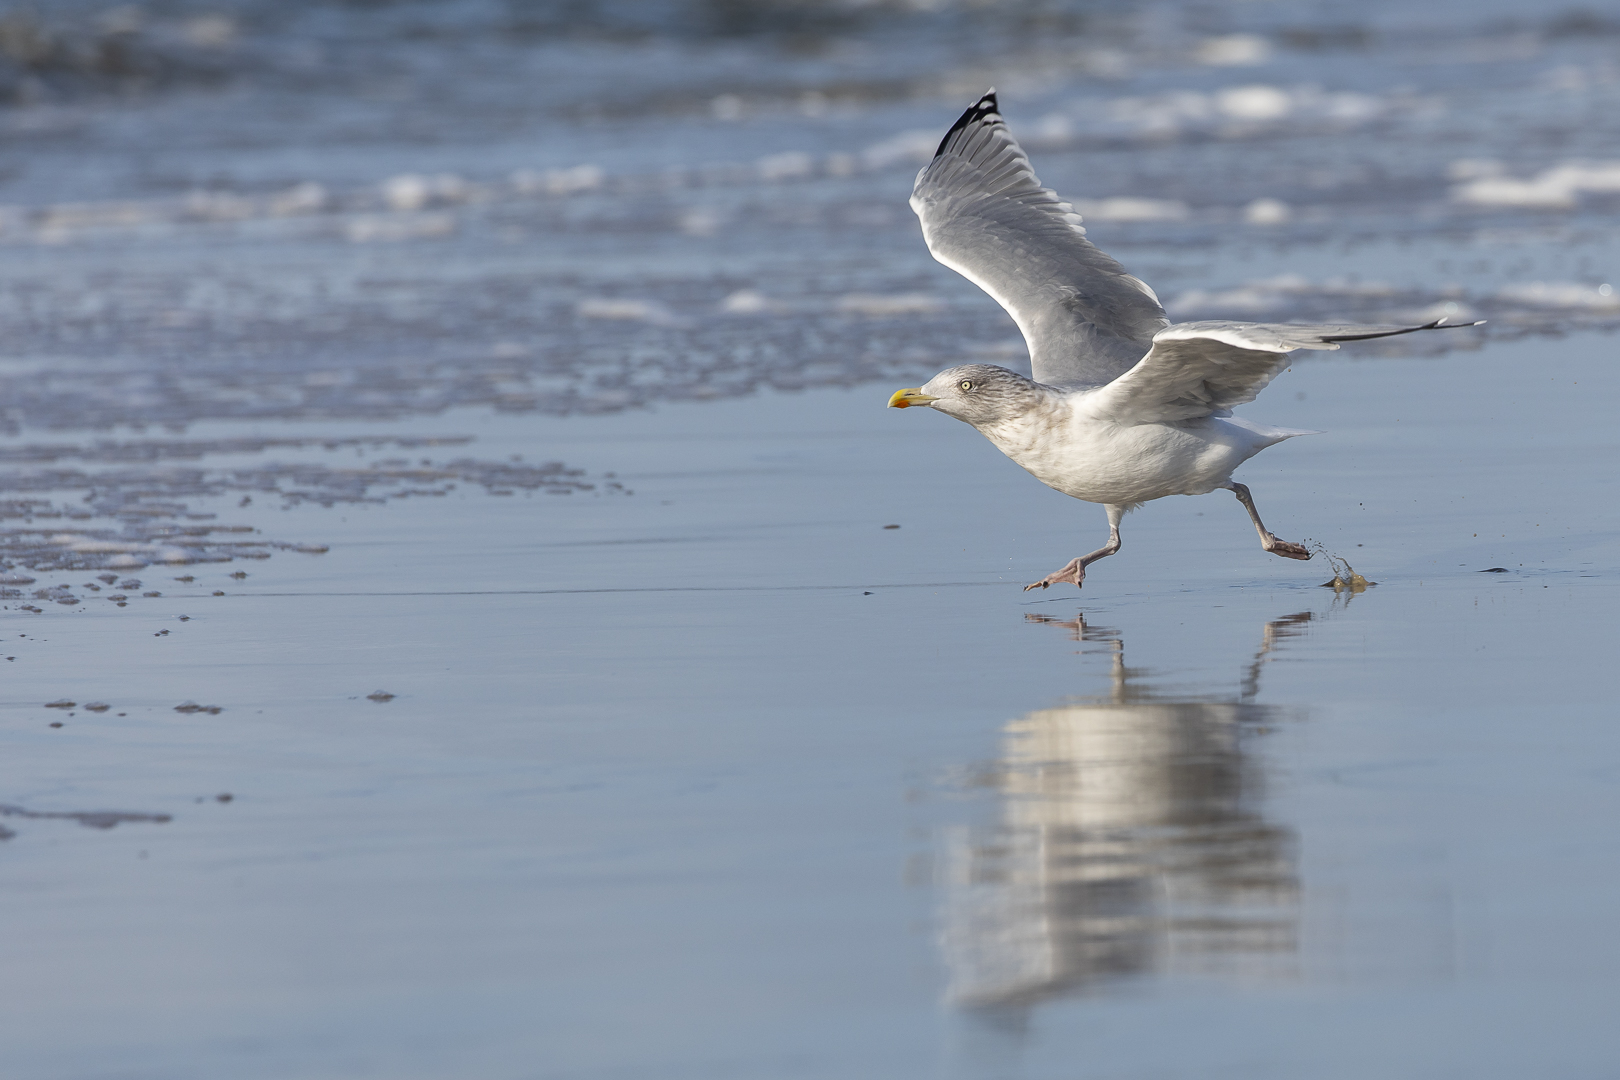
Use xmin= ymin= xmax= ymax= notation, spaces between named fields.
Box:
xmin=1084 ymin=318 xmax=1483 ymax=423
xmin=910 ymin=92 xmax=1169 ymax=389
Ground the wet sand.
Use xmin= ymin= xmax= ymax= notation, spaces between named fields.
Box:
xmin=5 ymin=2 xmax=1620 ymax=1073
xmin=1 ymin=332 xmax=1616 ymax=1077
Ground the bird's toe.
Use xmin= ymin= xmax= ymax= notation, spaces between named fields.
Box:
xmin=1025 ymin=560 xmax=1085 ymax=591
xmin=1269 ymin=540 xmax=1312 ymax=561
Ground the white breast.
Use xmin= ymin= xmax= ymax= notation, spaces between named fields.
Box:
xmin=974 ymin=396 xmax=1274 ymax=506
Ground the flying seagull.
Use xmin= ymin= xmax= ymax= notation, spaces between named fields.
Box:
xmin=889 ymin=91 xmax=1481 ymax=591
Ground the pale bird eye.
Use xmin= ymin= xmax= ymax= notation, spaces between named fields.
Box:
xmin=960 ymin=380 xmax=973 ymax=391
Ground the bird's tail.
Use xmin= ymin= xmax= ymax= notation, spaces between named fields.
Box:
xmin=1265 ymin=426 xmax=1323 ymax=441
xmin=1225 ymin=416 xmax=1322 ymax=446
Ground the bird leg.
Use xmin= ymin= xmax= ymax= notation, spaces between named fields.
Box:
xmin=1025 ymin=505 xmax=1124 ymax=591
xmin=1226 ymin=482 xmax=1311 ymax=561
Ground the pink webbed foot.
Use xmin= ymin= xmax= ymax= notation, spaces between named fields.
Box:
xmin=1023 ymin=558 xmax=1085 ymax=592
xmin=1265 ymin=538 xmax=1313 ymax=561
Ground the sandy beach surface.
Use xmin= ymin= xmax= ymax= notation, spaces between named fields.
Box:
xmin=3 ymin=332 xmax=1617 ymax=1077
xmin=2 ymin=1 xmax=1618 ymax=1076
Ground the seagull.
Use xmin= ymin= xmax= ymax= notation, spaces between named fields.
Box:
xmin=888 ymin=91 xmax=1481 ymax=591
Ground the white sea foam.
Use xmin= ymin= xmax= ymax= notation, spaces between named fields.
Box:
xmin=382 ymin=174 xmax=431 ymax=212
xmin=836 ymin=293 xmax=945 ymax=316
xmin=344 ymin=213 xmax=456 ymax=243
xmin=1244 ymin=198 xmax=1292 ymax=225
xmin=678 ymin=208 xmax=725 ymax=236
xmin=860 ymin=131 xmax=937 ymax=170
xmin=379 ymin=174 xmax=471 ymax=212
xmin=1104 ymin=84 xmax=1388 ymax=137
xmin=1495 ymin=282 xmax=1620 ymax=309
xmin=1447 ymin=159 xmax=1505 ymax=181
xmin=1073 ymin=198 xmax=1188 ymax=222
xmin=576 ymin=298 xmax=688 ymax=327
xmin=719 ymin=290 xmax=772 ymax=314
xmin=1452 ymin=161 xmax=1620 ymax=209
xmin=757 ymin=152 xmax=814 ymax=182
xmin=1216 ymin=85 xmax=1292 ymax=121
xmin=1196 ymin=34 xmax=1271 ymax=67
xmin=512 ymin=165 xmax=604 ymax=196
xmin=1166 ymin=275 xmax=1402 ymax=318
xmin=268 ymin=182 xmax=329 ymax=216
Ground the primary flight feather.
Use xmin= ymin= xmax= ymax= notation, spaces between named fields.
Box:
xmin=889 ymin=90 xmax=1480 ymax=591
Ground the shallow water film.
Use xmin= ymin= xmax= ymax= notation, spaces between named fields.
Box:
xmin=3 ymin=1 xmax=1619 ymax=1077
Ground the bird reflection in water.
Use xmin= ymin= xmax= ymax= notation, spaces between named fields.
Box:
xmin=942 ymin=610 xmax=1314 ymax=1009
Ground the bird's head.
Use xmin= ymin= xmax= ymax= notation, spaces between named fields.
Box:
xmin=887 ymin=364 xmax=1046 ymax=426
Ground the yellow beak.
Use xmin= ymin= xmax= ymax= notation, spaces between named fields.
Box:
xmin=888 ymin=387 xmax=938 ymax=409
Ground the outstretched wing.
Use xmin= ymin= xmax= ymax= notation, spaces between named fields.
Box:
xmin=1082 ymin=318 xmax=1483 ymax=423
xmin=910 ymin=91 xmax=1168 ymax=390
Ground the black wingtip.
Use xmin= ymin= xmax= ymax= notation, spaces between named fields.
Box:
xmin=1320 ymin=317 xmax=1487 ymax=344
xmin=934 ymin=89 xmax=1001 ymax=159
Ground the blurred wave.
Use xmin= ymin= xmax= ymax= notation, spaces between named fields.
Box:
xmin=2 ymin=0 xmax=1619 ymax=435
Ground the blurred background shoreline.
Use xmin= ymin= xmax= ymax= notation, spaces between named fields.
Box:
xmin=2 ymin=5 xmax=1618 ymax=1077
xmin=3 ymin=0 xmax=1619 ymax=438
